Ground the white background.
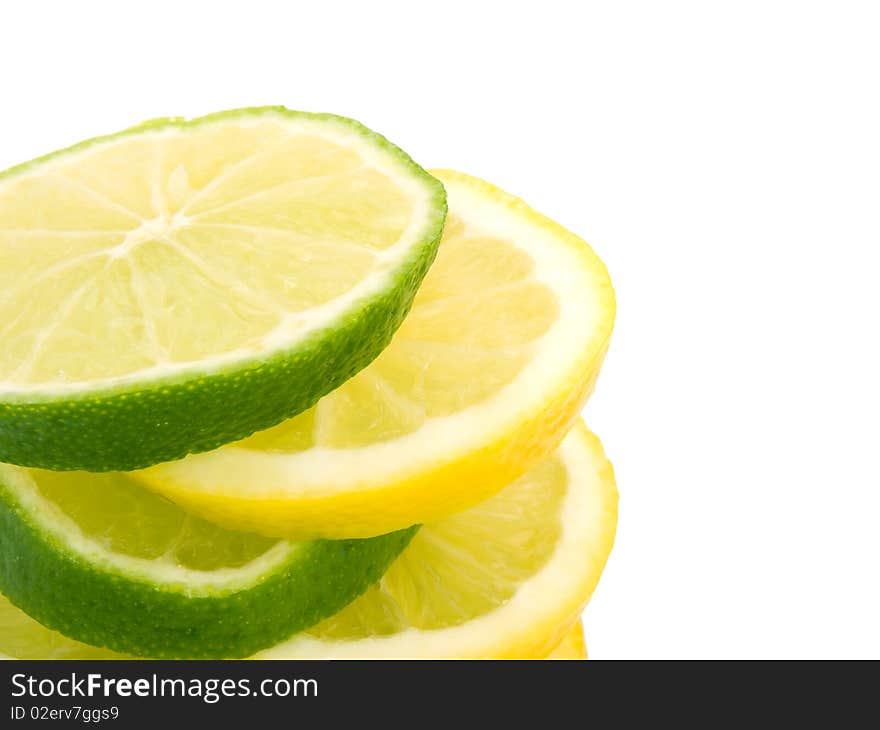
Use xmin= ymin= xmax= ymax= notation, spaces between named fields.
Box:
xmin=1 ymin=1 xmax=878 ymax=658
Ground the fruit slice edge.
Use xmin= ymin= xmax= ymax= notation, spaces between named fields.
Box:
xmin=0 ymin=107 xmax=446 ymax=470
xmin=0 ymin=460 xmax=415 ymax=658
xmin=0 ymin=423 xmax=612 ymax=659
xmin=136 ymin=169 xmax=615 ymax=537
xmin=253 ymin=421 xmax=617 ymax=658
xmin=0 ymin=593 xmax=585 ymax=660
xmin=546 ymin=621 xmax=587 ymax=660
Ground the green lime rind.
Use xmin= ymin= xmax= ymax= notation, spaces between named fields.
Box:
xmin=0 ymin=465 xmax=417 ymax=659
xmin=0 ymin=107 xmax=446 ymax=471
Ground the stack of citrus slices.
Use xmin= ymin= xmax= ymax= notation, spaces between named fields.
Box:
xmin=0 ymin=108 xmax=616 ymax=660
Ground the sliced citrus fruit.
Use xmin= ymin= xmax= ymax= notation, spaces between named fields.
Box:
xmin=0 ymin=596 xmax=584 ymax=660
xmin=0 ymin=424 xmax=614 ymax=660
xmin=0 ymin=107 xmax=445 ymax=470
xmin=546 ymin=621 xmax=587 ymax=659
xmin=253 ymin=423 xmax=617 ymax=658
xmin=138 ymin=170 xmax=615 ymax=539
xmin=0 ymin=461 xmax=414 ymax=658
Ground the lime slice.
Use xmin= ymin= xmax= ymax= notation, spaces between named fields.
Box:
xmin=0 ymin=424 xmax=612 ymax=660
xmin=0 ymin=107 xmax=445 ymax=470
xmin=138 ymin=170 xmax=614 ymax=538
xmin=0 ymin=462 xmax=414 ymax=658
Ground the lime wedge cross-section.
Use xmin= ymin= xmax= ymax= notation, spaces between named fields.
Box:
xmin=0 ymin=461 xmax=414 ymax=658
xmin=0 ymin=107 xmax=446 ymax=470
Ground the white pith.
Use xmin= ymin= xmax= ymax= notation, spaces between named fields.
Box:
xmin=0 ymin=113 xmax=438 ymax=399
xmin=147 ymin=173 xmax=613 ymax=498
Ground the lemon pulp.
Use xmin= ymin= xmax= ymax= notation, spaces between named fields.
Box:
xmin=307 ymin=456 xmax=566 ymax=638
xmin=241 ymin=211 xmax=558 ymax=451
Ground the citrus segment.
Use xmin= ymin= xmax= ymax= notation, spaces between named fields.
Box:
xmin=139 ymin=170 xmax=615 ymax=538
xmin=253 ymin=423 xmax=617 ymax=658
xmin=0 ymin=462 xmax=414 ymax=658
xmin=0 ymin=424 xmax=613 ymax=660
xmin=0 ymin=596 xmax=586 ymax=660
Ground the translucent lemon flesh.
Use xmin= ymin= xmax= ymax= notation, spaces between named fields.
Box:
xmin=0 ymin=454 xmax=571 ymax=658
xmin=137 ymin=170 xmax=614 ymax=540
xmin=307 ymin=455 xmax=567 ymax=638
xmin=0 ymin=594 xmax=585 ymax=661
xmin=0 ymin=424 xmax=616 ymax=659
xmin=239 ymin=210 xmax=558 ymax=451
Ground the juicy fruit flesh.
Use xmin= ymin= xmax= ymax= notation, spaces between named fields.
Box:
xmin=307 ymin=454 xmax=567 ymax=639
xmin=0 ymin=591 xmax=583 ymax=660
xmin=0 ymin=119 xmax=414 ymax=387
xmin=30 ymin=469 xmax=278 ymax=571
xmin=0 ymin=447 xmax=569 ymax=657
xmin=237 ymin=211 xmax=560 ymax=452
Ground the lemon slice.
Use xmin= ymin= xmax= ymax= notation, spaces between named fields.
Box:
xmin=138 ymin=171 xmax=615 ymax=538
xmin=0 ymin=107 xmax=445 ymax=470
xmin=546 ymin=621 xmax=587 ymax=660
xmin=0 ymin=424 xmax=614 ymax=659
xmin=255 ymin=423 xmax=617 ymax=658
